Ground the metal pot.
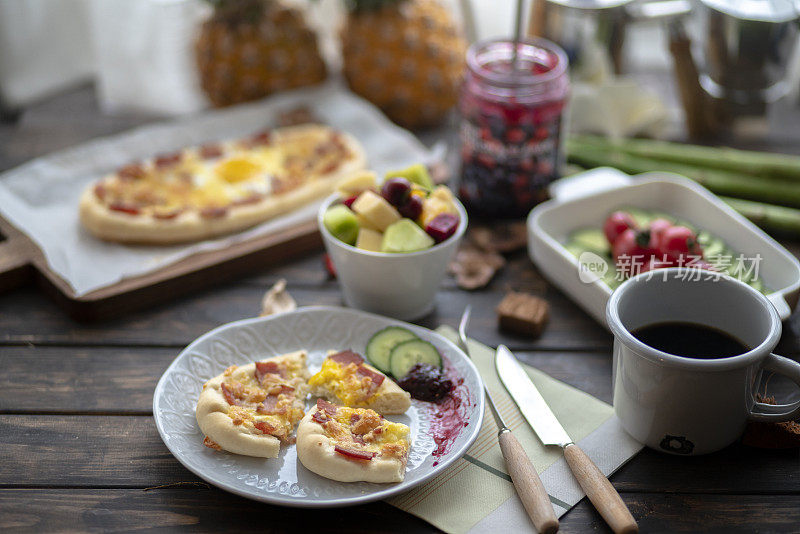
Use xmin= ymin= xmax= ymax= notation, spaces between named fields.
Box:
xmin=530 ymin=0 xmax=691 ymax=77
xmin=694 ymin=0 xmax=800 ymax=106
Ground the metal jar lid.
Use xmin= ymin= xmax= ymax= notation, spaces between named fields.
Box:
xmin=544 ymin=0 xmax=634 ymax=9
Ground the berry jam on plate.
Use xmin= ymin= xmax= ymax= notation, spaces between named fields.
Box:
xmin=458 ymin=38 xmax=569 ymax=219
xmin=397 ymin=363 xmax=454 ymax=402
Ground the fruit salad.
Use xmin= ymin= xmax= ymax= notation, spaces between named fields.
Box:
xmin=323 ymin=165 xmax=461 ymax=253
xmin=565 ymin=208 xmax=768 ymax=293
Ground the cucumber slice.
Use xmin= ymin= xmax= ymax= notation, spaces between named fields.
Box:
xmin=389 ymin=339 xmax=442 ymax=379
xmin=703 ymin=239 xmax=726 ymax=261
xmin=365 ymin=326 xmax=418 ymax=374
xmin=650 ymin=211 xmax=675 ymax=223
xmin=749 ymin=278 xmax=764 ymax=293
xmin=695 ymin=231 xmax=713 ymax=248
xmin=564 ymin=242 xmax=585 ymax=259
xmin=604 ymin=276 xmax=622 ymax=290
xmin=622 ymin=207 xmax=654 ymax=228
xmin=569 ymin=229 xmax=609 ymax=255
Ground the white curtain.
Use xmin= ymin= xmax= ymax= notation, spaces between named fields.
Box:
xmin=0 ymin=0 xmax=94 ymax=106
xmin=88 ymin=0 xmax=209 ymax=115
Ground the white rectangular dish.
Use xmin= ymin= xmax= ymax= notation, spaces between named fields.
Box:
xmin=527 ymin=167 xmax=800 ymax=326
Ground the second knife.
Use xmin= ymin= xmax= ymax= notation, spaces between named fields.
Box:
xmin=495 ymin=344 xmax=638 ymax=534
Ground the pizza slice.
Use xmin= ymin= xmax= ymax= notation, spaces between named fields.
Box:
xmin=196 ymin=350 xmax=310 ymax=458
xmin=308 ymin=350 xmax=411 ymax=415
xmin=80 ymin=124 xmax=366 ymax=244
xmin=296 ymin=399 xmax=410 ymax=483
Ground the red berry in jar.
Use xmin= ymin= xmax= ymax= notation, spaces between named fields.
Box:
xmin=381 ymin=177 xmax=412 ymax=208
xmin=398 ymin=194 xmax=424 ymax=220
xmin=476 ymin=153 xmax=497 ymax=169
xmin=506 ymin=128 xmax=526 ymax=144
xmin=534 ymin=126 xmax=550 ymax=141
xmin=425 ymin=213 xmax=460 ymax=243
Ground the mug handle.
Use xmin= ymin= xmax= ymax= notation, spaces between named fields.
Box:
xmin=748 ymin=353 xmax=800 ymax=422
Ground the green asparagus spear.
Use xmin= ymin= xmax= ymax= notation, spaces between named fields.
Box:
xmin=566 ymin=141 xmax=800 ymax=208
xmin=570 ymin=135 xmax=800 ymax=182
xmin=721 ymin=197 xmax=800 ymax=236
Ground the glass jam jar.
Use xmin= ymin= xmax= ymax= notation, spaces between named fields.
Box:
xmin=457 ymin=38 xmax=569 ymax=219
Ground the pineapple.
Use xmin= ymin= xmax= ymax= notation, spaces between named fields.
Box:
xmin=196 ymin=0 xmax=327 ymax=107
xmin=341 ymin=0 xmax=466 ymax=129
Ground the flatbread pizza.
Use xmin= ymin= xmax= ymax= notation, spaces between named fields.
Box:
xmin=308 ymin=350 xmax=411 ymax=415
xmin=80 ymin=124 xmax=366 ymax=244
xmin=296 ymin=399 xmax=410 ymax=483
xmin=196 ymin=351 xmax=310 ymax=458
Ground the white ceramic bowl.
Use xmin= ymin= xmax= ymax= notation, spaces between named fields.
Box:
xmin=318 ymin=193 xmax=467 ymax=320
xmin=527 ymin=167 xmax=800 ymax=326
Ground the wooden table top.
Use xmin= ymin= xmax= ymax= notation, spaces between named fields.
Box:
xmin=2 ymin=86 xmax=799 ymax=533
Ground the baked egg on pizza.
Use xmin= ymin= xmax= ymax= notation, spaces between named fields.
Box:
xmin=308 ymin=350 xmax=411 ymax=415
xmin=80 ymin=124 xmax=365 ymax=244
xmin=196 ymin=351 xmax=310 ymax=458
xmin=296 ymin=399 xmax=411 ymax=483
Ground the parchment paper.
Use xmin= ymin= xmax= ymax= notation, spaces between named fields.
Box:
xmin=0 ymin=82 xmax=431 ymax=296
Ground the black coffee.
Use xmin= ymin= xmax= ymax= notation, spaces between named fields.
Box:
xmin=631 ymin=321 xmax=749 ymax=359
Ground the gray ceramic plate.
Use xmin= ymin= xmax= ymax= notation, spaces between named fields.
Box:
xmin=153 ymin=306 xmax=485 ymax=507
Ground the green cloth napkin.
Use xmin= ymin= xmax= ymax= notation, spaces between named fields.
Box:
xmin=387 ymin=326 xmax=641 ymax=533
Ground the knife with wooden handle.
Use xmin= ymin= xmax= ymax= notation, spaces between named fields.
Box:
xmin=495 ymin=344 xmax=638 ymax=534
xmin=458 ymin=308 xmax=559 ymax=534
xmin=499 ymin=430 xmax=559 ymax=534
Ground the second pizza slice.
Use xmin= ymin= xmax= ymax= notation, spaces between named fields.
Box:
xmin=296 ymin=399 xmax=411 ymax=483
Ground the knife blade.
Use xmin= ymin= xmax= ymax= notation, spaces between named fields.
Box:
xmin=495 ymin=345 xmax=639 ymax=534
xmin=496 ymin=345 xmax=572 ymax=447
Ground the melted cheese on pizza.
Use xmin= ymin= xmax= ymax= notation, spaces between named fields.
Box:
xmin=209 ymin=360 xmax=308 ymax=442
xmin=308 ymin=351 xmax=386 ymax=407
xmin=93 ymin=126 xmax=354 ymax=218
xmin=312 ymin=399 xmax=410 ymax=461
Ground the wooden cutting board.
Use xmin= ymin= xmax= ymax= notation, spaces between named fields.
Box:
xmin=0 ymin=214 xmax=321 ymax=321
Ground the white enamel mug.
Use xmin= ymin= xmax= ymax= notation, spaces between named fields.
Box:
xmin=318 ymin=193 xmax=468 ymax=321
xmin=606 ymin=268 xmax=800 ymax=455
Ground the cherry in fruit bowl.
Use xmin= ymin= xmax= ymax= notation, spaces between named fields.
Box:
xmin=398 ymin=195 xmax=423 ymax=220
xmin=381 ymin=177 xmax=412 ymax=208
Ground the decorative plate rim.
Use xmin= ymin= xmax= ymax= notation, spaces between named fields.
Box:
xmin=152 ymin=305 xmax=485 ymax=508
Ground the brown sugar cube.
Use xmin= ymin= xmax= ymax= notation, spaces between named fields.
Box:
xmin=496 ymin=291 xmax=550 ymax=338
